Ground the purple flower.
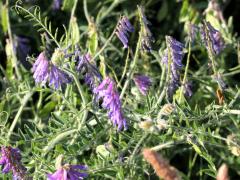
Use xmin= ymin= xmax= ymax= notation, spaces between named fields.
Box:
xmin=76 ymin=52 xmax=102 ymax=90
xmin=49 ymin=65 xmax=70 ymax=89
xmin=162 ymin=36 xmax=185 ymax=97
xmin=133 ymin=75 xmax=151 ymax=95
xmin=32 ymin=52 xmax=49 ymax=84
xmin=201 ymin=21 xmax=225 ymax=55
xmin=52 ymin=0 xmax=62 ymax=10
xmin=47 ymin=164 xmax=88 ymax=180
xmin=94 ymin=77 xmax=127 ymax=131
xmin=116 ymin=16 xmax=134 ymax=48
xmin=0 ymin=146 xmax=27 ymax=180
xmin=137 ymin=5 xmax=154 ymax=51
xmin=32 ymin=51 xmax=70 ymax=89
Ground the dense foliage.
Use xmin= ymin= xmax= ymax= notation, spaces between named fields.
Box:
xmin=0 ymin=0 xmax=240 ymax=179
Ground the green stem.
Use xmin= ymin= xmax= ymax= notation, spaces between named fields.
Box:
xmin=118 ymin=48 xmax=130 ymax=86
xmin=70 ymin=72 xmax=89 ymax=144
xmin=70 ymin=0 xmax=78 ymax=21
xmin=153 ymin=86 xmax=167 ymax=110
xmin=59 ymin=84 xmax=70 ymax=111
xmin=37 ymin=90 xmax=43 ymax=109
xmin=7 ymin=91 xmax=33 ymax=140
xmin=120 ymin=29 xmax=142 ymax=99
xmin=159 ymin=64 xmax=166 ymax=91
xmin=152 ymin=36 xmax=171 ymax=108
xmin=179 ymin=39 xmax=191 ymax=102
xmin=151 ymin=140 xmax=182 ymax=151
xmin=228 ymin=89 xmax=240 ymax=108
xmin=91 ymin=25 xmax=118 ymax=62
xmin=83 ymin=0 xmax=91 ymax=24
xmin=223 ymin=69 xmax=240 ymax=77
xmin=128 ymin=132 xmax=149 ymax=163
xmin=237 ymin=42 xmax=240 ymax=65
xmin=166 ymin=36 xmax=172 ymax=89
xmin=72 ymin=72 xmax=87 ymax=106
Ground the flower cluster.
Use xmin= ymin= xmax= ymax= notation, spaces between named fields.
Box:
xmin=32 ymin=51 xmax=70 ymax=89
xmin=133 ymin=74 xmax=151 ymax=95
xmin=201 ymin=21 xmax=225 ymax=55
xmin=94 ymin=77 xmax=127 ymax=131
xmin=162 ymin=36 xmax=185 ymax=97
xmin=138 ymin=5 xmax=154 ymax=51
xmin=0 ymin=146 xmax=27 ymax=180
xmin=116 ymin=16 xmax=134 ymax=48
xmin=47 ymin=164 xmax=88 ymax=180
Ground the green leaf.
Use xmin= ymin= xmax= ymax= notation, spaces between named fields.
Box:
xmin=157 ymin=1 xmax=168 ymax=22
xmin=62 ymin=0 xmax=75 ymax=11
xmin=180 ymin=0 xmax=198 ymax=23
xmin=96 ymin=145 xmax=111 ymax=159
xmin=206 ymin=13 xmax=221 ymax=31
xmin=179 ymin=0 xmax=189 ymax=22
xmin=39 ymin=101 xmax=57 ymax=118
xmin=192 ymin=143 xmax=202 ymax=154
